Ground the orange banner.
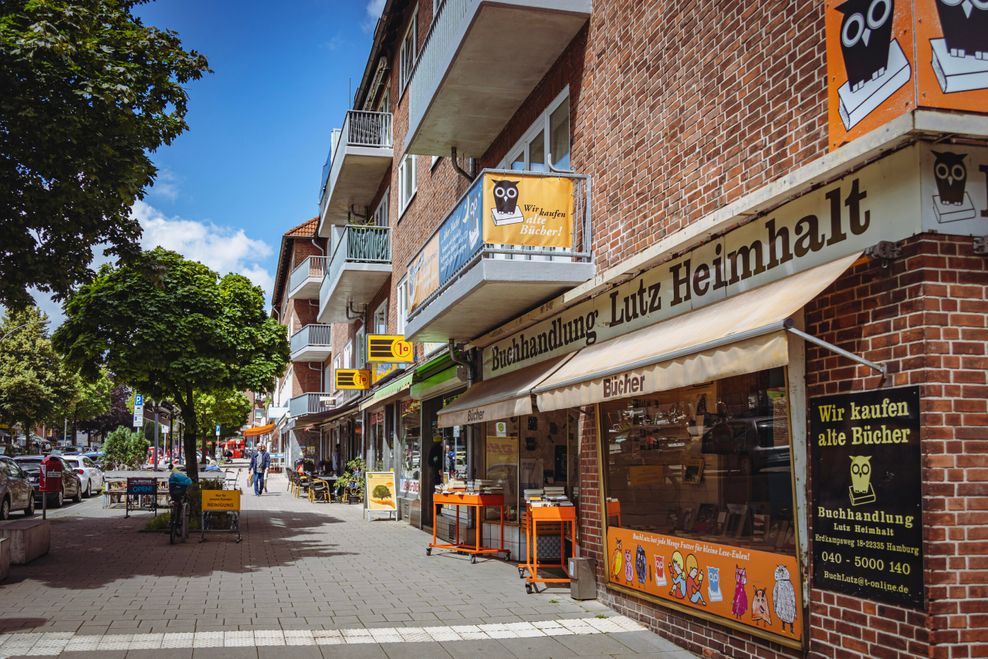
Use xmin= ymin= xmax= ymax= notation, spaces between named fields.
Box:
xmin=915 ymin=0 xmax=988 ymax=114
xmin=482 ymin=174 xmax=574 ymax=249
xmin=607 ymin=526 xmax=803 ymax=642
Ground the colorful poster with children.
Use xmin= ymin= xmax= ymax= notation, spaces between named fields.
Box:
xmin=607 ymin=527 xmax=803 ymax=642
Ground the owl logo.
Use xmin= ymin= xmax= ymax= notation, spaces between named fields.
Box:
xmin=849 ymin=454 xmax=877 ymax=505
xmin=490 ymin=179 xmax=524 ymax=226
xmin=838 ymin=0 xmax=895 ymax=91
xmin=935 ymin=0 xmax=988 ymax=61
xmin=772 ymin=565 xmax=797 ymax=634
xmin=933 ymin=151 xmax=968 ymax=204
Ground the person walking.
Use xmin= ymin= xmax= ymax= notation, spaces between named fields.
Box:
xmin=249 ymin=444 xmax=270 ymax=496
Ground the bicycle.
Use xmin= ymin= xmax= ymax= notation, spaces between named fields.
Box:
xmin=169 ymin=483 xmax=190 ymax=544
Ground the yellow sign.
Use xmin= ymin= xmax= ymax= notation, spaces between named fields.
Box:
xmin=366 ymin=471 xmax=397 ymax=510
xmin=367 ymin=335 xmax=414 ymax=363
xmin=336 ymin=369 xmax=371 ymax=390
xmin=482 ymin=174 xmax=574 ymax=249
xmin=201 ymin=489 xmax=241 ymax=512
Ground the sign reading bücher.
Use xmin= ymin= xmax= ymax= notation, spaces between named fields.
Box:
xmin=810 ymin=386 xmax=923 ymax=609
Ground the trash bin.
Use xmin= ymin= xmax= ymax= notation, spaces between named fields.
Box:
xmin=569 ymin=556 xmax=597 ymax=600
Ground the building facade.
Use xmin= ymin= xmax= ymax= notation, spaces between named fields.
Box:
xmin=270 ymin=1 xmax=988 ymax=657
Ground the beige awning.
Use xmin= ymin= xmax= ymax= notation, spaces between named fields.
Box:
xmin=533 ymin=253 xmax=861 ymax=412
xmin=437 ymin=355 xmax=575 ymax=428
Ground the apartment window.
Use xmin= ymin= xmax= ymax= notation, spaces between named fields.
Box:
xmin=355 ymin=327 xmax=366 ymax=369
xmin=343 ymin=341 xmax=353 ymax=369
xmin=396 ymin=277 xmax=408 ymax=335
xmin=398 ymin=155 xmax=417 ymax=216
xmin=399 ymin=12 xmax=417 ymax=95
xmin=502 ymin=88 xmax=571 ymax=172
xmin=331 ymin=355 xmax=341 ymax=392
xmin=378 ymin=85 xmax=390 ymax=114
xmin=373 ymin=300 xmax=389 ymax=334
xmin=372 ymin=189 xmax=390 ymax=227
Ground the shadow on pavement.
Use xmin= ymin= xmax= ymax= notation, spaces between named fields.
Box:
xmin=0 ymin=618 xmax=48 ymax=633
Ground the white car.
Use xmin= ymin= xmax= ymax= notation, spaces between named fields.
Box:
xmin=62 ymin=455 xmax=104 ymax=498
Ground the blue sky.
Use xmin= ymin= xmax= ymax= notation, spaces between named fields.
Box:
xmin=130 ymin=0 xmax=383 ymax=298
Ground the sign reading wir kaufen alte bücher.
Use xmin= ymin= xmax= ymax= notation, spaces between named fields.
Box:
xmin=810 ymin=386 xmax=923 ymax=609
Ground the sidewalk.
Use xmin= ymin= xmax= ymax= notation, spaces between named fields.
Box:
xmin=0 ymin=471 xmax=692 ymax=658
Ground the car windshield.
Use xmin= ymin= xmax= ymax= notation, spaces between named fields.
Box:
xmin=18 ymin=462 xmax=40 ymax=474
xmin=63 ymin=457 xmax=81 ymax=467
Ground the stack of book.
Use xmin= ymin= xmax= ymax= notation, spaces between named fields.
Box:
xmin=525 ymin=487 xmax=574 ymax=507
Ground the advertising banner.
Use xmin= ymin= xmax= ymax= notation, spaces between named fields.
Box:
xmin=366 ymin=471 xmax=397 ymax=510
xmin=810 ymin=386 xmax=923 ymax=609
xmin=439 ymin=183 xmax=483 ymax=284
xmin=607 ymin=526 xmax=802 ymax=642
xmin=915 ymin=0 xmax=988 ymax=114
xmin=336 ymin=369 xmax=371 ymax=390
xmin=482 ymin=174 xmax=574 ymax=249
xmin=920 ymin=143 xmax=988 ymax=237
xmin=407 ymin=235 xmax=439 ymax=313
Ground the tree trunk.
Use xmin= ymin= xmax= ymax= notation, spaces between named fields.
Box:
xmin=180 ymin=385 xmax=199 ymax=483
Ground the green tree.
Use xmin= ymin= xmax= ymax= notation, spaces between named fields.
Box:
xmin=0 ymin=0 xmax=209 ymax=308
xmin=194 ymin=388 xmax=251 ymax=458
xmin=52 ymin=368 xmax=113 ymax=444
xmin=102 ymin=425 xmax=147 ymax=470
xmin=0 ymin=307 xmax=76 ymax=440
xmin=54 ymin=248 xmax=289 ymax=480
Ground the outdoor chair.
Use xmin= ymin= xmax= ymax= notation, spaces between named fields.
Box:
xmin=309 ymin=477 xmax=330 ymax=503
xmin=296 ymin=474 xmax=311 ymax=499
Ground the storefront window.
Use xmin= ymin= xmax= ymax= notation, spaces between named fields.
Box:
xmin=485 ymin=418 xmax=519 ymax=521
xmin=369 ymin=411 xmax=385 ymax=471
xmin=399 ymin=400 xmax=421 ymax=500
xmin=600 ymin=367 xmax=801 ymax=642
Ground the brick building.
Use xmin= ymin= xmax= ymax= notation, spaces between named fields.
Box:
xmin=269 ymin=1 xmax=988 ymax=656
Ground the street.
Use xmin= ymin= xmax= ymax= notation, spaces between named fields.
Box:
xmin=0 ymin=471 xmax=692 ymax=658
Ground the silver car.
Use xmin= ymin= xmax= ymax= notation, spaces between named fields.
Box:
xmin=0 ymin=455 xmax=36 ymax=519
xmin=62 ymin=455 xmax=105 ymax=497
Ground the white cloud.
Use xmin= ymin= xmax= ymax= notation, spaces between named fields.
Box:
xmin=364 ymin=0 xmax=386 ymax=32
xmin=133 ymin=200 xmax=275 ymax=296
xmin=148 ymin=167 xmax=180 ymax=201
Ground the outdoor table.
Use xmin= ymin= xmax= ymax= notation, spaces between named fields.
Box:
xmin=520 ymin=503 xmax=578 ymax=594
xmin=427 ymin=491 xmax=508 ymax=564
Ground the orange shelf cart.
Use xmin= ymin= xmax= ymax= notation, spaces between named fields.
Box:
xmin=606 ymin=499 xmax=622 ymax=527
xmin=427 ymin=492 xmax=509 ymax=564
xmin=520 ymin=504 xmax=578 ymax=594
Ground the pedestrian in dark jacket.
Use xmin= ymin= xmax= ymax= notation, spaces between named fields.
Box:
xmin=249 ymin=445 xmax=271 ymax=496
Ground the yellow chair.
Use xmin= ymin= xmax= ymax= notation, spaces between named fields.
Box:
xmin=309 ymin=478 xmax=330 ymax=503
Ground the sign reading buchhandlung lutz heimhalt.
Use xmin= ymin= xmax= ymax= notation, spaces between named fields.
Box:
xmin=810 ymin=386 xmax=923 ymax=609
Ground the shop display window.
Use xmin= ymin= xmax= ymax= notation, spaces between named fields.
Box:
xmin=369 ymin=411 xmax=387 ymax=472
xmin=601 ymin=368 xmax=794 ymax=553
xmin=399 ymin=400 xmax=421 ymax=500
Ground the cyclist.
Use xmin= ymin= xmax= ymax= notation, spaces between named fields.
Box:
xmin=168 ymin=464 xmax=192 ymax=542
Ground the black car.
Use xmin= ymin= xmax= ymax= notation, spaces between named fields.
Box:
xmin=14 ymin=455 xmax=83 ymax=507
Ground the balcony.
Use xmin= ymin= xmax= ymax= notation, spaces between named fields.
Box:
xmin=318 ymin=110 xmax=393 ymax=235
xmin=404 ymin=169 xmax=594 ymax=343
xmin=288 ymin=256 xmax=327 ymax=300
xmin=289 ymin=324 xmax=332 ymax=362
xmin=405 ymin=0 xmax=591 ymax=156
xmin=289 ymin=393 xmax=337 ymax=418
xmin=318 ymin=225 xmax=392 ymax=324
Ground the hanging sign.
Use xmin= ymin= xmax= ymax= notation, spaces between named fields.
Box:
xmin=810 ymin=386 xmax=923 ymax=609
xmin=482 ymin=173 xmax=574 ymax=249
xmin=336 ymin=369 xmax=371 ymax=390
xmin=367 ymin=335 xmax=414 ymax=362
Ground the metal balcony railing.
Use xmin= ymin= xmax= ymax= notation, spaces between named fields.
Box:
xmin=327 ymin=225 xmax=392 ymax=287
xmin=407 ymin=0 xmax=477 ymax=142
xmin=289 ymin=324 xmax=332 ymax=356
xmin=288 ymin=256 xmax=328 ymax=295
xmin=289 ymin=393 xmax=335 ymax=418
xmin=319 ymin=110 xmax=393 ymax=205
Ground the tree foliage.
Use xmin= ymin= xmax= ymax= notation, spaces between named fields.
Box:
xmin=54 ymin=248 xmax=289 ymax=479
xmin=102 ymin=425 xmax=147 ymax=470
xmin=0 ymin=306 xmax=76 ymax=437
xmin=194 ymin=388 xmax=250 ymax=445
xmin=78 ymin=380 xmax=132 ymax=440
xmin=0 ymin=0 xmax=210 ymax=308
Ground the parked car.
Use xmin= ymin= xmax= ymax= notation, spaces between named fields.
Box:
xmin=0 ymin=455 xmax=35 ymax=518
xmin=14 ymin=455 xmax=83 ymax=507
xmin=61 ymin=455 xmax=105 ymax=497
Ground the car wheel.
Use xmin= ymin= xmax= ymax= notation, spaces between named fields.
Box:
xmin=24 ymin=495 xmax=34 ymax=517
xmin=0 ymin=497 xmax=9 ymax=520
xmin=84 ymin=481 xmax=92 ymax=498
xmin=54 ymin=491 xmax=64 ymax=508
xmin=72 ymin=483 xmax=83 ymax=503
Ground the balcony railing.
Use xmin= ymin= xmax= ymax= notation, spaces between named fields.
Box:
xmin=288 ymin=256 xmax=328 ymax=296
xmin=327 ymin=225 xmax=392 ymax=286
xmin=405 ymin=169 xmax=591 ymax=322
xmin=289 ymin=393 xmax=336 ymax=418
xmin=289 ymin=324 xmax=332 ymax=356
xmin=319 ymin=110 xmax=393 ymax=208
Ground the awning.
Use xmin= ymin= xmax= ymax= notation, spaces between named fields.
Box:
xmin=411 ymin=365 xmax=466 ymax=401
xmin=360 ymin=371 xmax=415 ymax=411
xmin=243 ymin=423 xmax=275 ymax=437
xmin=533 ymin=253 xmax=860 ymax=412
xmin=437 ymin=355 xmax=574 ymax=428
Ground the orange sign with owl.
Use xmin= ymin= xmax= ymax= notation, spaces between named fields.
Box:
xmin=915 ymin=0 xmax=988 ymax=112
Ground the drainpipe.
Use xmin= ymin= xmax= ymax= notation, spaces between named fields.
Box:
xmin=448 ymin=339 xmax=474 ymax=386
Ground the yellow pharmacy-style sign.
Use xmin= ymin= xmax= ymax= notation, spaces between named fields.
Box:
xmin=366 ymin=471 xmax=397 ymax=510
xmin=367 ymin=335 xmax=414 ymax=363
xmin=482 ymin=174 xmax=574 ymax=249
xmin=201 ymin=490 xmax=241 ymax=512
xmin=336 ymin=369 xmax=371 ymax=390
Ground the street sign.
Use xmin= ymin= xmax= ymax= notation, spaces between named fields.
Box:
xmin=133 ymin=393 xmax=144 ymax=428
xmin=215 ymin=424 xmax=221 ymax=436
xmin=367 ymin=335 xmax=414 ymax=363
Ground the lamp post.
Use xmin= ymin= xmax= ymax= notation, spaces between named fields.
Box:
xmin=152 ymin=400 xmax=160 ymax=471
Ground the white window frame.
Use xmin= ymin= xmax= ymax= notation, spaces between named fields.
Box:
xmin=355 ymin=327 xmax=366 ymax=369
xmin=373 ymin=299 xmax=389 ymax=335
xmin=372 ymin=189 xmax=390 ymax=227
xmin=343 ymin=341 xmax=353 ymax=370
xmin=396 ymin=276 xmax=408 ymax=335
xmin=399 ymin=12 xmax=418 ymax=96
xmin=398 ymin=155 xmax=417 ymax=217
xmin=499 ymin=86 xmax=570 ymax=171
xmin=331 ymin=355 xmax=341 ymax=392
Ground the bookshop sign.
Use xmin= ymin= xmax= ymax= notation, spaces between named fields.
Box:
xmin=810 ymin=386 xmax=924 ymax=609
